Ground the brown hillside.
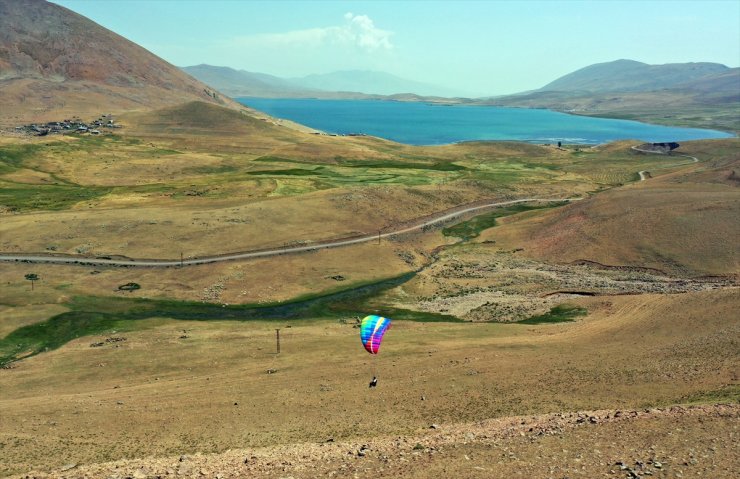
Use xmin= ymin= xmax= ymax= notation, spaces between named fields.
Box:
xmin=0 ymin=0 xmax=243 ymax=124
xmin=485 ymin=140 xmax=740 ymax=277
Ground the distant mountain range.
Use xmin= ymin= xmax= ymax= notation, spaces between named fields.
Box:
xmin=288 ymin=70 xmax=463 ymax=97
xmin=183 ymin=59 xmax=738 ymax=109
xmin=181 ymin=65 xmax=466 ymax=98
xmin=538 ymin=59 xmax=731 ymax=93
xmin=0 ymin=0 xmax=243 ymax=124
xmin=481 ymin=59 xmax=740 ymax=131
xmin=0 ymin=1 xmax=736 ymax=132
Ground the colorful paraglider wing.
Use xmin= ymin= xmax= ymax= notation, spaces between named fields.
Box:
xmin=360 ymin=315 xmax=391 ymax=354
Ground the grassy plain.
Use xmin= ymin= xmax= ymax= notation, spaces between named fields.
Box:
xmin=0 ymin=102 xmax=737 ymax=476
xmin=1 ymin=289 xmax=737 ymax=476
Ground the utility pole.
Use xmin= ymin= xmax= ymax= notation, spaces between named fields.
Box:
xmin=275 ymin=328 xmax=281 ymax=355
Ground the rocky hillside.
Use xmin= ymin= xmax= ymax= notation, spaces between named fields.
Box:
xmin=0 ymin=0 xmax=242 ymax=124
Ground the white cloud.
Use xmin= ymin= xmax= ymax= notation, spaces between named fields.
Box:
xmin=227 ymin=13 xmax=393 ymax=53
xmin=342 ymin=13 xmax=393 ymax=51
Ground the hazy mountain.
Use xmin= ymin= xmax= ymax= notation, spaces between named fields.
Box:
xmin=539 ymin=59 xmax=730 ymax=93
xmin=181 ymin=64 xmax=318 ymax=98
xmin=289 ymin=70 xmax=463 ymax=97
xmin=0 ymin=0 xmax=241 ymax=123
xmin=182 ymin=64 xmax=467 ymax=99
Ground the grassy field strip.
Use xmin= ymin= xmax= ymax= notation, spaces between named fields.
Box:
xmin=0 ymin=197 xmax=582 ymax=267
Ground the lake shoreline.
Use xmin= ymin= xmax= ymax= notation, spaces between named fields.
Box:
xmin=237 ymin=97 xmax=734 ymax=147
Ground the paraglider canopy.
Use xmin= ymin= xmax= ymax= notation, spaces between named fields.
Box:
xmin=360 ymin=315 xmax=391 ymax=354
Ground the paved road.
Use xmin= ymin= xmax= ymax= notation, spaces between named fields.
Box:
xmin=0 ymin=197 xmax=581 ymax=268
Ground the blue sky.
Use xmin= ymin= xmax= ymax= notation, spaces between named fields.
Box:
xmin=53 ymin=1 xmax=740 ymax=96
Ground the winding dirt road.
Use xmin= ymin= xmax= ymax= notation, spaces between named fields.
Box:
xmin=631 ymin=145 xmax=699 ymax=181
xmin=0 ymin=197 xmax=581 ymax=268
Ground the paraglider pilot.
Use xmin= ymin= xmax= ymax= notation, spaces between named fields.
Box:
xmin=360 ymin=315 xmax=391 ymax=390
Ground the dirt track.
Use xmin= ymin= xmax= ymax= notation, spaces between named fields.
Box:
xmin=0 ymin=197 xmax=580 ymax=268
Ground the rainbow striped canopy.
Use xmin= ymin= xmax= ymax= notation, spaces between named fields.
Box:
xmin=360 ymin=315 xmax=392 ymax=355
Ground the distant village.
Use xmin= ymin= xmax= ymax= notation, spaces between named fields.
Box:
xmin=14 ymin=113 xmax=122 ymax=136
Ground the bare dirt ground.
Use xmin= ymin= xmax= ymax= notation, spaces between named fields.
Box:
xmin=394 ymin=245 xmax=737 ymax=322
xmin=14 ymin=404 xmax=738 ymax=479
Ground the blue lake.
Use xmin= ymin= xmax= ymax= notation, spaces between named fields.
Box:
xmin=238 ymin=97 xmax=734 ymax=146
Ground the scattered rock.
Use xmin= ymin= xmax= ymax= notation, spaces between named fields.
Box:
xmin=60 ymin=463 xmax=77 ymax=471
xmin=430 ymin=424 xmax=439 ymax=429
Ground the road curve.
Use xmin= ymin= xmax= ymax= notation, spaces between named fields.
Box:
xmin=631 ymin=145 xmax=700 ymax=181
xmin=630 ymin=145 xmax=699 ymax=163
xmin=0 ymin=197 xmax=581 ymax=268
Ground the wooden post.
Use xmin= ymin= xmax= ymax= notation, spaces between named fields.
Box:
xmin=378 ymin=229 xmax=381 ymax=244
xmin=180 ymin=251 xmax=183 ymax=267
xmin=276 ymin=328 xmax=281 ymax=355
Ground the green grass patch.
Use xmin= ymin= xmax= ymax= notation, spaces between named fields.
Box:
xmin=673 ymin=384 xmax=740 ymax=405
xmin=0 ymin=273 xmax=459 ymax=366
xmin=254 ymin=155 xmax=467 ymax=172
xmin=336 ymin=158 xmax=467 ymax=172
xmin=0 ymin=143 xmax=48 ymax=169
xmin=253 ymin=156 xmax=309 ymax=164
xmin=0 ymin=183 xmax=111 ymax=211
xmin=516 ymin=304 xmax=587 ymax=325
xmin=442 ymin=202 xmax=567 ymax=241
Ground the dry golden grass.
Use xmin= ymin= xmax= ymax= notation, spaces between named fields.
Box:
xmin=1 ymin=103 xmax=738 ymax=477
xmin=484 ymin=151 xmax=740 ymax=277
xmin=0 ymin=238 xmax=420 ymax=307
xmin=0 ymin=288 xmax=737 ymax=475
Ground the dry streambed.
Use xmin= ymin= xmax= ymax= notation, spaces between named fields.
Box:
xmin=399 ymin=248 xmax=737 ymax=322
